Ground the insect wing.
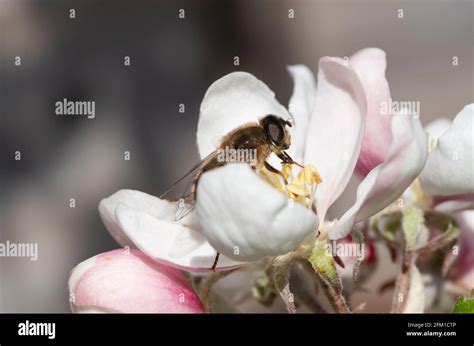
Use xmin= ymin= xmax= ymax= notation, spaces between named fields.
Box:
xmin=159 ymin=151 xmax=218 ymax=221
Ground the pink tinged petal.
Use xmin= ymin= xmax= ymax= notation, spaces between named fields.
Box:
xmin=432 ymin=194 xmax=474 ymax=213
xmin=304 ymin=57 xmax=367 ymax=224
xmin=196 ymin=164 xmax=318 ymax=262
xmin=451 ymin=210 xmax=474 ymax=290
xmin=197 ymin=72 xmax=290 ymax=159
xmin=420 ymin=104 xmax=474 ymax=197
xmin=287 ymin=65 xmax=317 ymax=162
xmin=350 ymin=48 xmax=392 ymax=176
xmin=116 ymin=203 xmax=242 ymax=272
xmin=69 ymin=249 xmax=205 ymax=313
xmin=330 ymin=113 xmax=428 ymax=239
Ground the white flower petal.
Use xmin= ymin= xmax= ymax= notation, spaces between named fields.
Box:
xmin=304 ymin=57 xmax=367 ymax=223
xmin=425 ymin=117 xmax=452 ymax=141
xmin=330 ymin=113 xmax=428 ymax=239
xmin=287 ymin=65 xmax=317 ymax=162
xmin=420 ymin=104 xmax=474 ymax=196
xmin=328 ymin=168 xmax=380 ymax=239
xmin=99 ymin=189 xmax=184 ymax=247
xmin=196 ymin=163 xmax=318 ymax=261
xmin=115 ymin=204 xmax=242 ymax=272
xmin=99 ymin=189 xmax=239 ymax=271
xmin=197 ymin=72 xmax=290 ymax=158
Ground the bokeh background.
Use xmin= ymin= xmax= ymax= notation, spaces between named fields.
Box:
xmin=1 ymin=0 xmax=473 ymax=312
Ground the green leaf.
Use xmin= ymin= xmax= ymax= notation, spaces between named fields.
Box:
xmin=453 ymin=291 xmax=474 ymax=313
xmin=372 ymin=212 xmax=401 ymax=242
xmin=384 ymin=218 xmax=401 ymax=240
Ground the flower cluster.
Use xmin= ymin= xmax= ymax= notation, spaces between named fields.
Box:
xmin=68 ymin=48 xmax=473 ymax=313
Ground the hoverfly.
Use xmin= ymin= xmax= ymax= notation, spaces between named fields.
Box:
xmin=160 ymin=114 xmax=301 ymax=270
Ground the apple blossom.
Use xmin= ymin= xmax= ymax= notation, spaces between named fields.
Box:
xmin=97 ymin=47 xmax=430 ymax=275
xmin=197 ymin=49 xmax=426 ymax=259
xmin=304 ymin=48 xmax=428 ymax=240
xmin=195 ymin=71 xmax=323 ymax=262
xmin=63 ymin=45 xmax=473 ymax=316
xmin=99 ymin=69 xmax=324 ymax=268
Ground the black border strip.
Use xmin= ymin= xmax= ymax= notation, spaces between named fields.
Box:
xmin=0 ymin=313 xmax=472 ymax=345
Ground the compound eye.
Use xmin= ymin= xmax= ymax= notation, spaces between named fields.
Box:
xmin=268 ymin=122 xmax=284 ymax=145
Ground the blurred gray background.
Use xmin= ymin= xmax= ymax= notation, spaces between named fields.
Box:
xmin=1 ymin=0 xmax=473 ymax=312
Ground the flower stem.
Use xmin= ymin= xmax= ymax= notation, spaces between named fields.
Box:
xmin=291 ymin=261 xmax=328 ymax=313
xmin=317 ymin=272 xmax=351 ymax=313
xmin=270 ymin=252 xmax=300 ymax=313
xmin=391 ymin=250 xmax=414 ymax=313
xmin=199 ymin=269 xmax=238 ymax=312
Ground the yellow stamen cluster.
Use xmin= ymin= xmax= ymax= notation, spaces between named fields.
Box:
xmin=260 ymin=163 xmax=322 ymax=207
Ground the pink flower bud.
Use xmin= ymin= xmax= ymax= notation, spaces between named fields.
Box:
xmin=68 ymin=249 xmax=204 ymax=313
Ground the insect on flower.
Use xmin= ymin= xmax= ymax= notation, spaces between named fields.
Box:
xmin=160 ymin=114 xmax=321 ymax=270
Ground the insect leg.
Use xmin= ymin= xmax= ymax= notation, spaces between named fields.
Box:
xmin=276 ymin=151 xmax=303 ymax=167
xmin=264 ymin=161 xmax=288 ymax=185
xmin=210 ymin=252 xmax=220 ymax=271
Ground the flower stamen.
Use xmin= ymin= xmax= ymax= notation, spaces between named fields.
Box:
xmin=260 ymin=163 xmax=322 ymax=208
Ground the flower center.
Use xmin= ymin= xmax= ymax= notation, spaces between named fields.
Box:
xmin=260 ymin=163 xmax=322 ymax=207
